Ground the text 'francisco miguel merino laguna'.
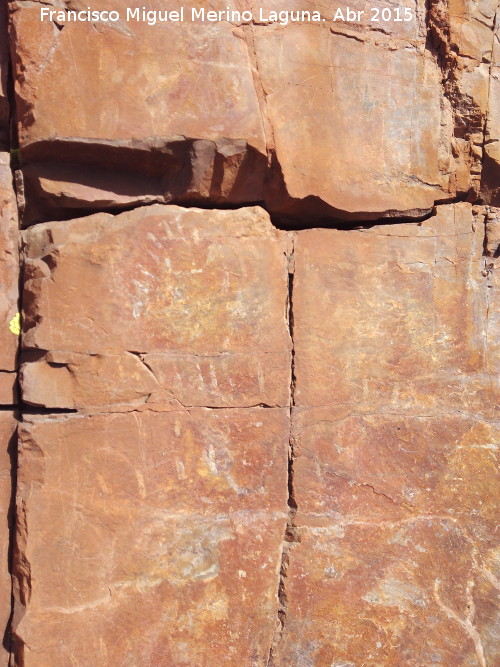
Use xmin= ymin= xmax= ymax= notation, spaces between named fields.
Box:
xmin=40 ymin=6 xmax=415 ymax=26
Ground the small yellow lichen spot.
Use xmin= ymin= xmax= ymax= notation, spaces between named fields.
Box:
xmin=9 ymin=313 xmax=20 ymax=336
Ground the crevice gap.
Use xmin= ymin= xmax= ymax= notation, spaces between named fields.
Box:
xmin=19 ymin=194 xmax=477 ymax=233
xmin=3 ymin=420 xmax=18 ymax=661
xmin=267 ymin=235 xmax=299 ymax=666
xmin=18 ymin=406 xmax=77 ymax=416
xmin=5 ymin=5 xmax=23 ymax=662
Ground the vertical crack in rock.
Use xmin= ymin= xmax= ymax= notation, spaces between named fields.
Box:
xmin=4 ymin=422 xmax=17 ymax=664
xmin=4 ymin=2 xmax=22 ymax=663
xmin=267 ymin=234 xmax=298 ymax=666
xmin=482 ymin=206 xmax=499 ymax=380
xmin=239 ymin=18 xmax=275 ymax=158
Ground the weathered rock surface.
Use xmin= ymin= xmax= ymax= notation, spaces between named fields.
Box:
xmin=3 ymin=0 xmax=500 ymax=663
xmin=273 ymin=203 xmax=500 ymax=665
xmin=0 ymin=412 xmax=15 ymax=666
xmin=0 ymin=153 xmax=18 ymax=405
xmin=428 ymin=0 xmax=498 ymax=198
xmin=12 ymin=409 xmax=288 ymax=665
xmin=12 ymin=205 xmax=292 ymax=664
xmin=293 ymin=203 xmax=497 ymax=414
xmin=9 ymin=0 xmax=497 ymax=223
xmin=482 ymin=4 xmax=500 ymax=205
xmin=0 ymin=1 xmax=9 ymax=150
xmin=20 ymin=205 xmax=291 ymax=410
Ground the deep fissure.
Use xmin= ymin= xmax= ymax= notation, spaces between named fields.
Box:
xmin=267 ymin=236 xmax=299 ymax=665
xmin=3 ymin=1 xmax=21 ymax=659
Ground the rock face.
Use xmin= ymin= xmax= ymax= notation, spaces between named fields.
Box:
xmin=20 ymin=205 xmax=291 ymax=410
xmin=0 ymin=1 xmax=9 ymax=151
xmin=275 ymin=204 xmax=500 ymax=665
xmin=13 ymin=409 xmax=288 ymax=666
xmin=8 ymin=0 xmax=496 ymax=224
xmin=1 ymin=0 xmax=499 ymax=665
xmin=482 ymin=4 xmax=500 ymax=205
xmin=0 ymin=10 xmax=16 ymax=666
xmin=12 ymin=205 xmax=292 ymax=664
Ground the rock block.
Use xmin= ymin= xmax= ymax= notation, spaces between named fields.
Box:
xmin=9 ymin=0 xmax=486 ymax=222
xmin=277 ymin=203 xmax=500 ymax=665
xmin=293 ymin=203 xmax=496 ymax=415
xmin=12 ymin=408 xmax=288 ymax=665
xmin=20 ymin=205 xmax=291 ymax=410
xmin=0 ymin=0 xmax=9 ymax=149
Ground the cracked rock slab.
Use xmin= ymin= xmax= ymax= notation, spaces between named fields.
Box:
xmin=8 ymin=0 xmax=477 ymax=221
xmin=293 ymin=203 xmax=498 ymax=415
xmin=278 ymin=515 xmax=500 ymax=666
xmin=20 ymin=205 xmax=291 ymax=410
xmin=278 ymin=203 xmax=500 ymax=665
xmin=12 ymin=408 xmax=288 ymax=666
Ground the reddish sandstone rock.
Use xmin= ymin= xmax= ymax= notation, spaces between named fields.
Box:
xmin=0 ymin=1 xmax=9 ymax=150
xmin=9 ymin=0 xmax=268 ymax=224
xmin=12 ymin=408 xmax=288 ymax=666
xmin=253 ymin=0 xmax=450 ymax=217
xmin=428 ymin=0 xmax=498 ymax=197
xmin=10 ymin=0 xmax=494 ymax=222
xmin=277 ymin=511 xmax=500 ymax=666
xmin=15 ymin=204 xmax=293 ymax=662
xmin=0 ymin=153 xmax=18 ymax=404
xmin=0 ymin=413 xmax=15 ymax=666
xmin=293 ymin=203 xmax=496 ymax=414
xmin=275 ymin=204 xmax=500 ymax=665
xmin=15 ymin=204 xmax=293 ymax=665
xmin=20 ymin=205 xmax=291 ymax=410
xmin=482 ymin=5 xmax=500 ymax=205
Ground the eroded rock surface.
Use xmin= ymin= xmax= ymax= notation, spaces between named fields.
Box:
xmin=273 ymin=204 xmax=500 ymax=665
xmin=9 ymin=0 xmax=497 ymax=223
xmin=11 ymin=205 xmax=292 ymax=665
xmin=2 ymin=1 xmax=499 ymax=665
xmin=12 ymin=409 xmax=288 ymax=666
xmin=20 ymin=205 xmax=291 ymax=410
xmin=0 ymin=0 xmax=9 ymax=151
xmin=482 ymin=4 xmax=500 ymax=205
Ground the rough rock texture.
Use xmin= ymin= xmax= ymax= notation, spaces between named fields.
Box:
xmin=8 ymin=0 xmax=497 ymax=224
xmin=482 ymin=4 xmax=500 ymax=205
xmin=0 ymin=0 xmax=9 ymax=151
xmin=12 ymin=409 xmax=288 ymax=666
xmin=19 ymin=205 xmax=291 ymax=410
xmin=0 ymin=154 xmax=18 ymax=405
xmin=272 ymin=204 xmax=500 ymax=665
xmin=11 ymin=205 xmax=292 ymax=664
xmin=0 ymin=413 xmax=15 ymax=665
xmin=427 ymin=0 xmax=498 ymax=197
xmin=2 ymin=0 xmax=500 ymax=664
